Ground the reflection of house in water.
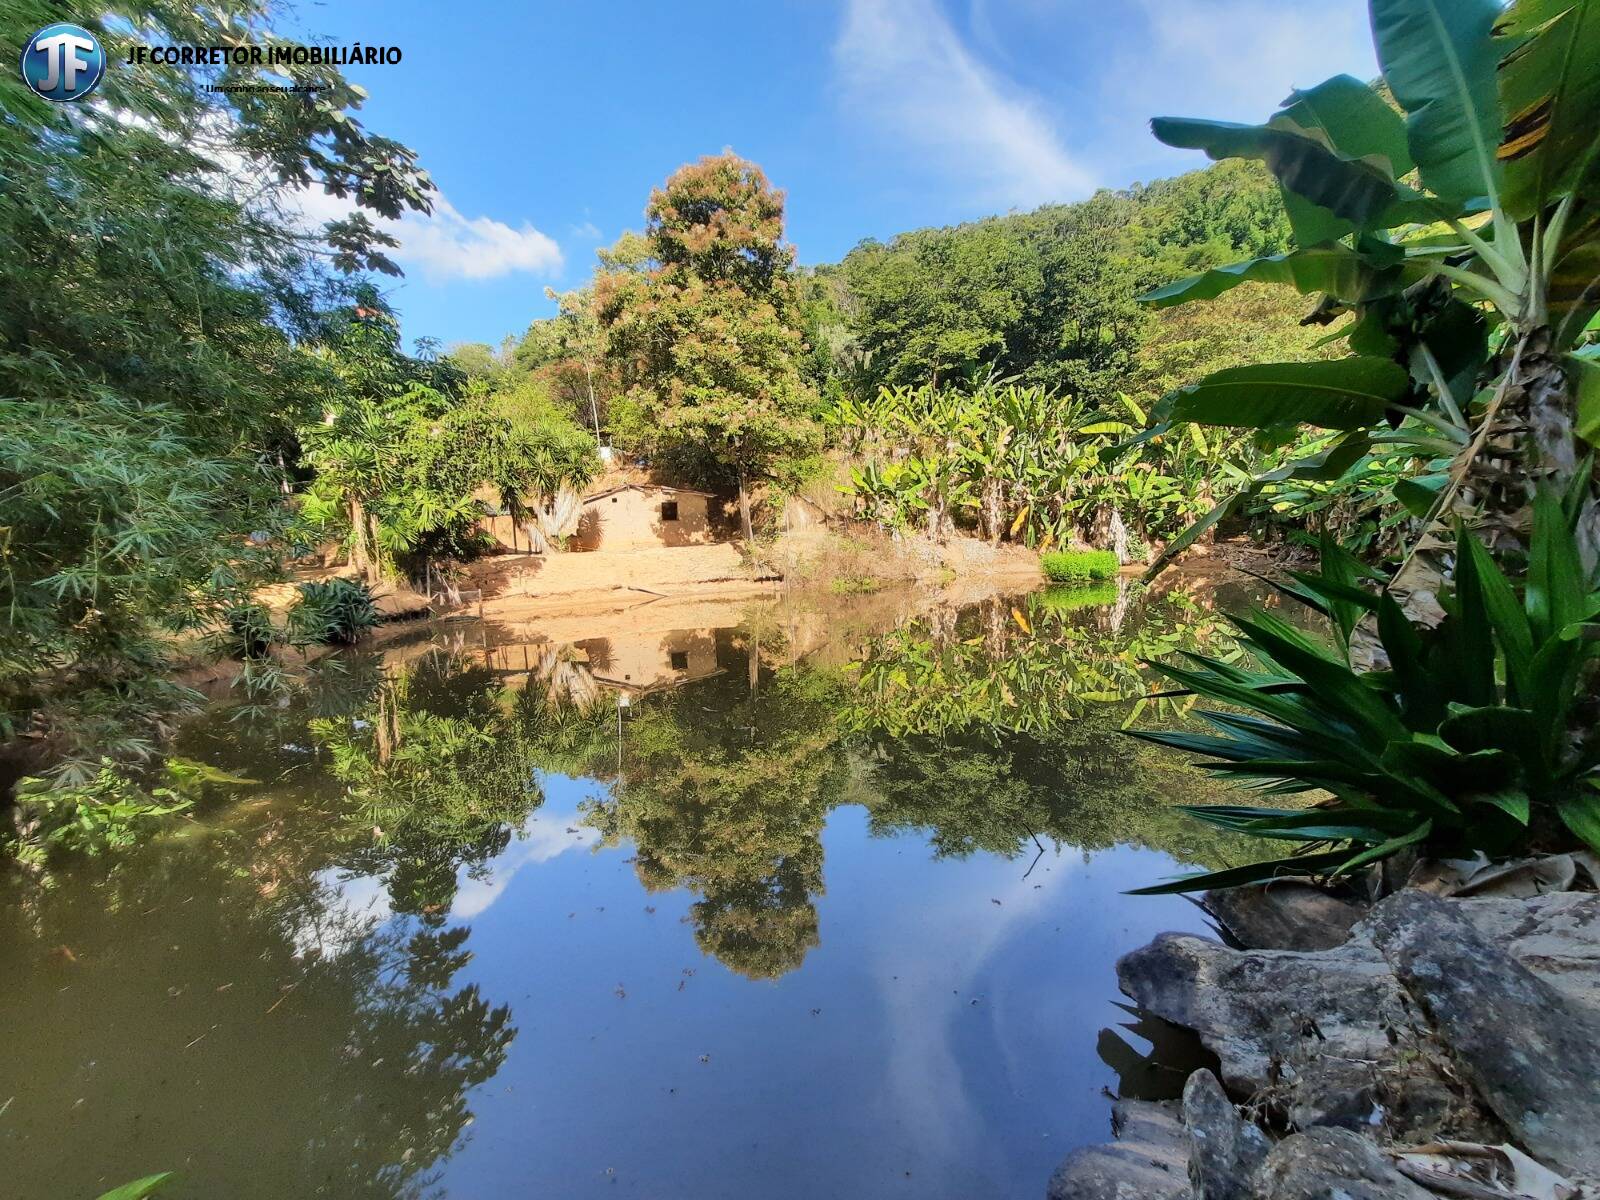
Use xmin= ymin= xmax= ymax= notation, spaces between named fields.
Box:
xmin=572 ymin=484 xmax=722 ymax=552
xmin=578 ymin=629 xmax=720 ymax=695
xmin=473 ymin=626 xmax=723 ymax=706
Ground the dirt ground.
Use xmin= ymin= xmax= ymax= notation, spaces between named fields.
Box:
xmin=463 ymin=544 xmax=774 ymax=616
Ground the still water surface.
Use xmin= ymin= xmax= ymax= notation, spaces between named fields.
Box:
xmin=1 ymin=579 xmax=1266 ymax=1199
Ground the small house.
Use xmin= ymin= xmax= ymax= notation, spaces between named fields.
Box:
xmin=572 ymin=483 xmax=721 ymax=552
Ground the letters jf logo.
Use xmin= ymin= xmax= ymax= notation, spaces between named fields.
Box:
xmin=20 ymin=22 xmax=106 ymax=102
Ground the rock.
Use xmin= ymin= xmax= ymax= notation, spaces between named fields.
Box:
xmin=1367 ymin=890 xmax=1600 ymax=1178
xmin=1116 ymin=933 xmax=1466 ymax=1134
xmin=1182 ymin=1069 xmax=1268 ymax=1200
xmin=1204 ymin=883 xmax=1366 ymax=952
xmin=1046 ymin=1100 xmax=1190 ymax=1200
xmin=1444 ymin=892 xmax=1600 ymax=1016
xmin=1253 ymin=1128 xmax=1430 ymax=1200
xmin=1410 ymin=851 xmax=1593 ymax=898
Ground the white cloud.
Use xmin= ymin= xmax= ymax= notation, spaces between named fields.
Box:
xmin=292 ymin=184 xmax=562 ymax=283
xmin=394 ymin=194 xmax=563 ymax=281
xmin=834 ymin=0 xmax=1096 ymax=210
xmin=1105 ymin=0 xmax=1379 ymax=155
xmin=121 ymin=105 xmax=562 ymax=287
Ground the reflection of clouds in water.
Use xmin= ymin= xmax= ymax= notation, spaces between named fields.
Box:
xmin=294 ymin=870 xmax=391 ymax=959
xmin=451 ymin=809 xmax=600 ymax=919
xmin=294 ymin=808 xmax=600 ymax=954
xmin=870 ymin=849 xmax=1080 ymax=1167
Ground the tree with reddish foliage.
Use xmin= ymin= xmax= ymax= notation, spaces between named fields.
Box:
xmin=598 ymin=153 xmax=820 ymax=539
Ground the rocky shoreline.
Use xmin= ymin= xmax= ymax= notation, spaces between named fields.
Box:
xmin=1050 ymin=857 xmax=1600 ymax=1199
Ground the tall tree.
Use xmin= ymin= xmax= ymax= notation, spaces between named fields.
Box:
xmin=597 ymin=154 xmax=821 ymax=538
xmin=0 ymin=0 xmax=432 ymax=752
xmin=300 ymin=296 xmax=596 ymax=584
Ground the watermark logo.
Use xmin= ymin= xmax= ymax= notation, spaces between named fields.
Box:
xmin=20 ymin=22 xmax=106 ymax=103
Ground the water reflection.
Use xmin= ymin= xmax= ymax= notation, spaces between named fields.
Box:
xmin=1 ymin=576 xmax=1268 ymax=1198
xmin=1 ymin=821 xmax=513 ymax=1199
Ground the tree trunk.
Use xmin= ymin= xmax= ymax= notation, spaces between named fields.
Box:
xmin=1388 ymin=325 xmax=1597 ymax=626
xmin=585 ymin=360 xmax=602 ymax=445
xmin=1087 ymin=504 xmax=1131 ymax=563
xmin=1109 ymin=507 xmax=1130 ymax=565
xmin=737 ymin=467 xmax=755 ymax=543
xmin=980 ymin=477 xmax=1004 ymax=544
xmin=349 ymin=497 xmax=369 ymax=578
xmin=1196 ymin=479 xmax=1216 ymax=545
xmin=1509 ymin=327 xmax=1599 ymax=572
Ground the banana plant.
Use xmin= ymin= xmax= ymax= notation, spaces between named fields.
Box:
xmin=1140 ymin=0 xmax=1600 ymax=592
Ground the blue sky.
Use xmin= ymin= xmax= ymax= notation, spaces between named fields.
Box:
xmin=285 ymin=0 xmax=1379 ymax=349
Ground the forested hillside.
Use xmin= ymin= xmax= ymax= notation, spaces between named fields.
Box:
xmin=811 ymin=160 xmax=1302 ymax=400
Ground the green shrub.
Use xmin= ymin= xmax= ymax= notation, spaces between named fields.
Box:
xmin=1127 ymin=492 xmax=1600 ymax=894
xmin=290 ymin=578 xmax=379 ymax=646
xmin=9 ymin=764 xmax=193 ymax=860
xmin=223 ymin=603 xmax=277 ymax=659
xmin=1041 ymin=549 xmax=1120 ymax=584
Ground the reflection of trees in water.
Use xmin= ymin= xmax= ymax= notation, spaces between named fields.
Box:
xmin=201 ymin=643 xmax=614 ymax=918
xmin=843 ymin=585 xmax=1234 ymax=739
xmin=858 ymin=715 xmax=1260 ymax=868
xmin=309 ymin=653 xmax=550 ymax=916
xmin=165 ymin=584 xmax=1253 ymax=987
xmin=0 ymin=829 xmax=514 ymax=1200
xmin=570 ymin=591 xmax=1258 ymax=978
xmin=847 ymin=585 xmax=1263 ymax=868
xmin=582 ymin=655 xmax=847 ymax=979
xmin=534 ymin=641 xmax=609 ymax=710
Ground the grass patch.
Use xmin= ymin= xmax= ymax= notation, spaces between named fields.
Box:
xmin=1040 ymin=549 xmax=1120 ymax=584
xmin=1037 ymin=582 xmax=1119 ymax=612
xmin=829 ymin=574 xmax=885 ymax=595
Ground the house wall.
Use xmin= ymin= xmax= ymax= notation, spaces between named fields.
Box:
xmin=481 ymin=513 xmax=524 ymax=551
xmin=573 ymin=488 xmax=716 ymax=551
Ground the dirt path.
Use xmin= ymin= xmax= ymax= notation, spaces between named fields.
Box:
xmin=466 ymin=545 xmax=776 ymax=617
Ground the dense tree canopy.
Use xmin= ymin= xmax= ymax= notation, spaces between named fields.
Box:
xmin=835 ymin=161 xmax=1293 ymax=398
xmin=298 ymin=296 xmax=596 ymax=583
xmin=597 ymin=153 xmax=823 ymax=536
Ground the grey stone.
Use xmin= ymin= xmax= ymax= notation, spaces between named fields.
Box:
xmin=1181 ymin=1069 xmax=1268 ymax=1200
xmin=1204 ymin=883 xmax=1366 ymax=952
xmin=1116 ymin=932 xmax=1467 ymax=1134
xmin=1445 ymin=892 xmax=1600 ymax=1016
xmin=1252 ymin=1128 xmax=1430 ymax=1200
xmin=1046 ymin=1100 xmax=1191 ymax=1200
xmin=1367 ymin=889 xmax=1600 ymax=1178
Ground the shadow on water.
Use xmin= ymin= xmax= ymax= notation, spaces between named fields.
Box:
xmin=0 ymin=575 xmax=1283 ymax=1199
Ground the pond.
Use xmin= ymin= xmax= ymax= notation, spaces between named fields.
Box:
xmin=0 ymin=576 xmax=1274 ymax=1199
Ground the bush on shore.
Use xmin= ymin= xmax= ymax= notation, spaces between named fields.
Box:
xmin=1041 ymin=550 xmax=1120 ymax=584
